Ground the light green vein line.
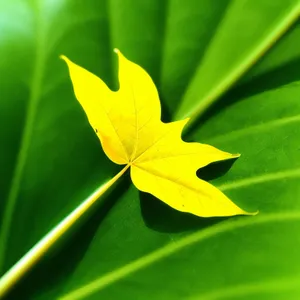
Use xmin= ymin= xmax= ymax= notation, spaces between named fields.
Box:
xmin=0 ymin=2 xmax=46 ymax=272
xmin=178 ymin=2 xmax=300 ymax=126
xmin=59 ymin=211 xmax=300 ymax=300
xmin=0 ymin=1 xmax=131 ymax=294
xmin=217 ymin=168 xmax=300 ymax=191
xmin=206 ymin=114 xmax=300 ymax=145
xmin=0 ymin=165 xmax=129 ymax=299
xmin=190 ymin=276 xmax=300 ymax=300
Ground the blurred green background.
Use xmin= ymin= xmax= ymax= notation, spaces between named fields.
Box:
xmin=0 ymin=0 xmax=300 ymax=299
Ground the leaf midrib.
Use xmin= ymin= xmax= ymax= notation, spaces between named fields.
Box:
xmin=0 ymin=2 xmax=46 ymax=272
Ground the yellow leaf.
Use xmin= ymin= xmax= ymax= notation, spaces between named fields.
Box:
xmin=61 ymin=49 xmax=256 ymax=217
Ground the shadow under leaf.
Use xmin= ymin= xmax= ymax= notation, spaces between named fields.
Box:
xmin=197 ymin=158 xmax=238 ymax=182
xmin=140 ymin=192 xmax=227 ymax=234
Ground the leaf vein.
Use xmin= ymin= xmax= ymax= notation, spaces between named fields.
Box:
xmin=217 ymin=168 xmax=300 ymax=191
xmin=206 ymin=114 xmax=300 ymax=145
xmin=59 ymin=211 xmax=300 ymax=300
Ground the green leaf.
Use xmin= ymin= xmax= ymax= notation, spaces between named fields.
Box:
xmin=1 ymin=0 xmax=300 ymax=299
xmin=236 ymin=20 xmax=300 ymax=95
xmin=160 ymin=0 xmax=230 ymax=114
xmin=0 ymin=0 xmax=119 ymax=274
xmin=241 ymin=21 xmax=300 ymax=84
xmin=175 ymin=0 xmax=300 ymax=121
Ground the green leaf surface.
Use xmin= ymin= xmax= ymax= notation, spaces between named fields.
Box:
xmin=0 ymin=0 xmax=300 ymax=299
xmin=160 ymin=0 xmax=230 ymax=114
xmin=0 ymin=0 xmax=119 ymax=274
xmin=109 ymin=0 xmax=167 ymax=85
xmin=241 ymin=20 xmax=300 ymax=84
xmin=175 ymin=0 xmax=300 ymax=121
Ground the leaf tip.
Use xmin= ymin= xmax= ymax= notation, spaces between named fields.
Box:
xmin=249 ymin=210 xmax=259 ymax=216
xmin=113 ymin=48 xmax=120 ymax=54
xmin=59 ymin=54 xmax=67 ymax=61
xmin=240 ymin=209 xmax=259 ymax=216
xmin=60 ymin=55 xmax=71 ymax=66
